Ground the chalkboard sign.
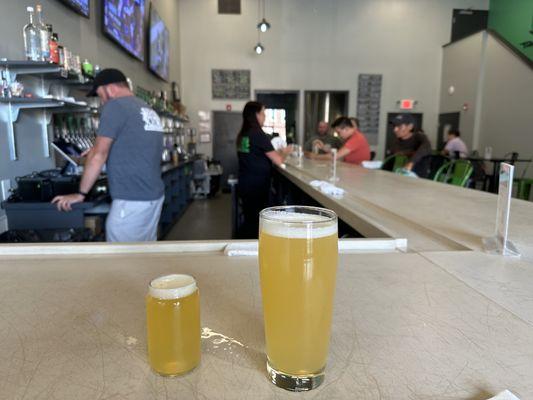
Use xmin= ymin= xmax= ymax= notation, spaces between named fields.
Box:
xmin=212 ymin=69 xmax=251 ymax=100
xmin=357 ymin=74 xmax=382 ymax=145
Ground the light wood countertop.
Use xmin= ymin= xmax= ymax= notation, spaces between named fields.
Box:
xmin=279 ymin=158 xmax=533 ymax=259
xmin=1 ymin=243 xmax=532 ymax=399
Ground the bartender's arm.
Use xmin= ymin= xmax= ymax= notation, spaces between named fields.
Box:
xmin=266 ymin=146 xmax=293 ymax=166
xmin=52 ymin=136 xmax=113 ymax=211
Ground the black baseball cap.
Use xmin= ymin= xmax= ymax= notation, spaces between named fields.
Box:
xmin=87 ymin=68 xmax=128 ymax=97
xmin=390 ymin=113 xmax=415 ymax=126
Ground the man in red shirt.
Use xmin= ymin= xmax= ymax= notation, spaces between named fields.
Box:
xmin=306 ymin=117 xmax=370 ymax=164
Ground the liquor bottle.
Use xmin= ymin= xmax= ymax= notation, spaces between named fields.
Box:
xmin=23 ymin=7 xmax=41 ymax=61
xmin=35 ymin=5 xmax=50 ymax=62
xmin=48 ymin=25 xmax=59 ymax=64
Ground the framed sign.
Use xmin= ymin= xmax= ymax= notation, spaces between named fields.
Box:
xmin=357 ymin=74 xmax=382 ymax=145
xmin=212 ymin=69 xmax=251 ymax=100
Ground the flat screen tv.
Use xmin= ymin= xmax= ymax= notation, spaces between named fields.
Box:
xmin=103 ymin=0 xmax=146 ymax=61
xmin=149 ymin=6 xmax=170 ymax=81
xmin=58 ymin=0 xmax=90 ymax=18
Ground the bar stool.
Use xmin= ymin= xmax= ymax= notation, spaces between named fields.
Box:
xmin=433 ymin=160 xmax=474 ymax=187
xmin=382 ymin=154 xmax=408 ymax=172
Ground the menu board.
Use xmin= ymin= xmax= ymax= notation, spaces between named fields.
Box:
xmin=103 ymin=0 xmax=146 ymax=61
xmin=357 ymin=74 xmax=382 ymax=145
xmin=212 ymin=70 xmax=251 ymax=100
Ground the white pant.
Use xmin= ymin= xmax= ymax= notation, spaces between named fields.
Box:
xmin=106 ymin=196 xmax=164 ymax=242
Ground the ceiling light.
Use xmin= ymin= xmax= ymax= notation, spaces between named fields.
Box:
xmin=254 ymin=43 xmax=264 ymax=55
xmin=257 ymin=18 xmax=271 ymax=32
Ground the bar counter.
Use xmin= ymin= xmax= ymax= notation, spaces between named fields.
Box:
xmin=1 ymin=241 xmax=533 ymax=399
xmin=279 ymin=158 xmax=533 ymax=259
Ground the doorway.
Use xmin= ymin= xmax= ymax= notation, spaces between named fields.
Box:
xmin=451 ymin=9 xmax=488 ymax=43
xmin=304 ymin=91 xmax=349 ymax=143
xmin=385 ymin=112 xmax=424 ymax=157
xmin=437 ymin=112 xmax=461 ymax=151
xmin=212 ymin=111 xmax=242 ymax=191
xmin=255 ymin=91 xmax=299 ymax=144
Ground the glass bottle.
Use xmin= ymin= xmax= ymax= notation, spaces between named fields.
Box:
xmin=48 ymin=25 xmax=59 ymax=64
xmin=35 ymin=5 xmax=50 ymax=62
xmin=23 ymin=7 xmax=41 ymax=61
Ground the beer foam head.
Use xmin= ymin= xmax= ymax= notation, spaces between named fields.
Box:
xmin=260 ymin=210 xmax=337 ymax=239
xmin=149 ymin=274 xmax=197 ymax=300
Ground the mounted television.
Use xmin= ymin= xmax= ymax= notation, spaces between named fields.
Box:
xmin=103 ymin=0 xmax=146 ymax=61
xmin=149 ymin=5 xmax=170 ymax=81
xmin=58 ymin=0 xmax=90 ymax=18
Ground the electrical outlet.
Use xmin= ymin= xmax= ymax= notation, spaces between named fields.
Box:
xmin=1 ymin=179 xmax=12 ymax=202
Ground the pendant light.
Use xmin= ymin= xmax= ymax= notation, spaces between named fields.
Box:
xmin=254 ymin=42 xmax=265 ymax=54
xmin=254 ymin=28 xmax=264 ymax=54
xmin=257 ymin=0 xmax=271 ymax=32
xmin=257 ymin=18 xmax=271 ymax=33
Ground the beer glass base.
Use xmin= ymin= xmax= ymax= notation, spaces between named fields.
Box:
xmin=267 ymin=362 xmax=324 ymax=391
xmin=152 ymin=364 xmax=199 ymax=377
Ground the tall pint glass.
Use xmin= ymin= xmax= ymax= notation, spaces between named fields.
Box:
xmin=146 ymin=274 xmax=201 ymax=376
xmin=259 ymin=206 xmax=338 ymax=391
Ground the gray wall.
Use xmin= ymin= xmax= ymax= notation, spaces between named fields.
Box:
xmin=0 ymin=0 xmax=181 ymax=228
xmin=478 ymin=34 xmax=533 ymax=177
xmin=439 ymin=31 xmax=533 ymax=178
xmin=439 ymin=32 xmax=484 ymax=151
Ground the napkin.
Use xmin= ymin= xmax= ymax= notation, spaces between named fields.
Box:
xmin=309 ymin=180 xmax=345 ymax=198
xmin=488 ymin=390 xmax=521 ymax=400
xmin=361 ymin=160 xmax=383 ymax=169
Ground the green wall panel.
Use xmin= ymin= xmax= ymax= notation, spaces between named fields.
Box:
xmin=489 ymin=0 xmax=533 ymax=61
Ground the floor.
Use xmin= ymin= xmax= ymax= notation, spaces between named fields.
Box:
xmin=164 ymin=194 xmax=232 ymax=241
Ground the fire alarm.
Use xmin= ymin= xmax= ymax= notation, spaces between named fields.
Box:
xmin=226 ymin=104 xmax=232 ymax=111
xmin=462 ymin=103 xmax=469 ymax=111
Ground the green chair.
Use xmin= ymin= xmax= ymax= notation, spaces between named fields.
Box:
xmin=382 ymin=154 xmax=408 ymax=172
xmin=433 ymin=159 xmax=473 ymax=187
xmin=515 ymin=178 xmax=533 ymax=201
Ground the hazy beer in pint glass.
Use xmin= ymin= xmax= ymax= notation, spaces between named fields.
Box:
xmin=146 ymin=274 xmax=201 ymax=376
xmin=259 ymin=206 xmax=338 ymax=391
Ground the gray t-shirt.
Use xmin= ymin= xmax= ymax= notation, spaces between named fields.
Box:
xmin=98 ymin=96 xmax=164 ymax=201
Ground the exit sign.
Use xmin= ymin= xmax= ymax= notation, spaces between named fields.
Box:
xmin=400 ymin=99 xmax=415 ymax=110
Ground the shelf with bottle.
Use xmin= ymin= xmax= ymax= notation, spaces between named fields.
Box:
xmin=134 ymin=86 xmax=190 ymax=124
xmin=0 ymin=60 xmax=95 ymax=96
xmin=0 ymin=97 xmax=91 ymax=120
xmin=19 ymin=4 xmax=97 ymax=83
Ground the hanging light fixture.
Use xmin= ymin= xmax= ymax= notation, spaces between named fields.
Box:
xmin=257 ymin=0 xmax=271 ymax=32
xmin=254 ymin=42 xmax=265 ymax=54
xmin=257 ymin=18 xmax=270 ymax=33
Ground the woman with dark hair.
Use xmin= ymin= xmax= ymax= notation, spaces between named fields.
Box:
xmin=237 ymin=101 xmax=289 ymax=238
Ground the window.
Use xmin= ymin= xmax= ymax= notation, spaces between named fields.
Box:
xmin=263 ymin=108 xmax=287 ymax=139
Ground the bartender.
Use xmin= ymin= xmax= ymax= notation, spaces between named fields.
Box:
xmin=52 ymin=69 xmax=165 ymax=242
xmin=236 ymin=101 xmax=291 ymax=238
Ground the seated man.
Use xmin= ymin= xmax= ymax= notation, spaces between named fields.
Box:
xmin=306 ymin=117 xmax=370 ymax=165
xmin=442 ymin=129 xmax=468 ymax=158
xmin=304 ymin=121 xmax=343 ymax=153
xmin=391 ymin=114 xmax=431 ymax=170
